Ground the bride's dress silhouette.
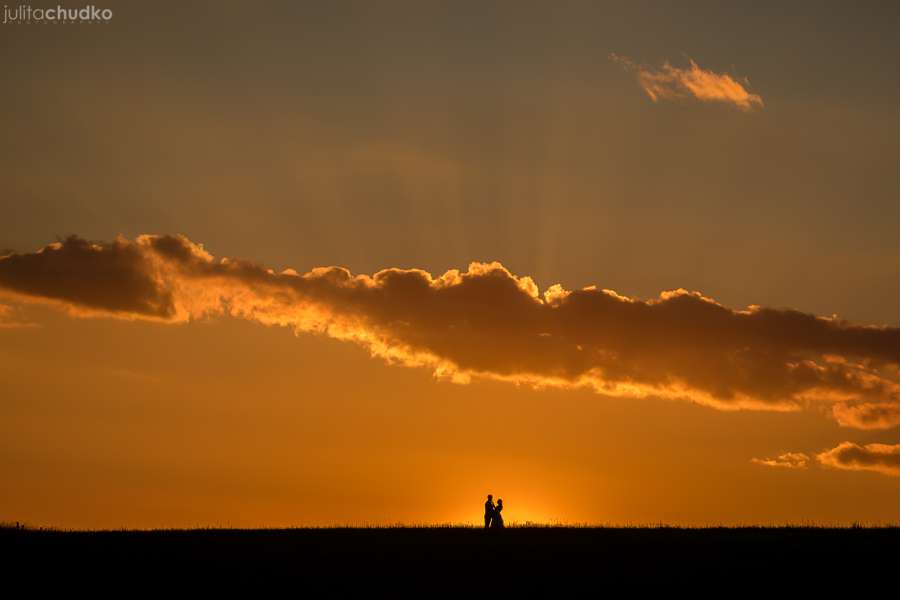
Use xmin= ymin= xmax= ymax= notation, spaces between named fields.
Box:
xmin=491 ymin=499 xmax=504 ymax=529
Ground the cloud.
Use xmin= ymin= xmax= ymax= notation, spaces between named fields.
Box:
xmin=0 ymin=303 xmax=15 ymax=323
xmin=2 ymin=234 xmax=900 ymax=427
xmin=817 ymin=442 xmax=900 ymax=477
xmin=751 ymin=452 xmax=809 ymax=469
xmin=831 ymin=402 xmax=900 ymax=430
xmin=611 ymin=54 xmax=763 ymax=111
xmin=0 ymin=302 xmax=37 ymax=329
xmin=0 ymin=236 xmax=178 ymax=319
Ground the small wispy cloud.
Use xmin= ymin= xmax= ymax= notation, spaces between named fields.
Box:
xmin=751 ymin=452 xmax=809 ymax=469
xmin=817 ymin=442 xmax=900 ymax=477
xmin=610 ymin=53 xmax=763 ymax=111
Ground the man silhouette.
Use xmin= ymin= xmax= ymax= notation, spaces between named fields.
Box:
xmin=484 ymin=494 xmax=495 ymax=529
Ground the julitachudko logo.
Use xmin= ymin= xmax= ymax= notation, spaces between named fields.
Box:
xmin=3 ymin=4 xmax=113 ymax=24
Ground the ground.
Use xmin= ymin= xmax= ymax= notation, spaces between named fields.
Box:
xmin=2 ymin=525 xmax=894 ymax=591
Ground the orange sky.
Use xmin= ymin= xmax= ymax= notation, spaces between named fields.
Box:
xmin=2 ymin=1 xmax=900 ymax=528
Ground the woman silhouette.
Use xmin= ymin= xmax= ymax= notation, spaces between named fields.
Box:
xmin=491 ymin=499 xmax=504 ymax=529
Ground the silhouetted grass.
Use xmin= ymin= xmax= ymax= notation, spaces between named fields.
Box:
xmin=3 ymin=522 xmax=897 ymax=589
xmin=6 ymin=519 xmax=898 ymax=531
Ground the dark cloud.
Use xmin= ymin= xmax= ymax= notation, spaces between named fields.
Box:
xmin=817 ymin=442 xmax=900 ymax=476
xmin=831 ymin=402 xmax=900 ymax=430
xmin=2 ymin=234 xmax=900 ymax=427
xmin=0 ymin=235 xmax=177 ymax=319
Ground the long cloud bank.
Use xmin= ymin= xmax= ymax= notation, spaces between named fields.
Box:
xmin=2 ymin=235 xmax=900 ymax=429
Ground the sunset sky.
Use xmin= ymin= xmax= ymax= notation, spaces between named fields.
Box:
xmin=3 ymin=1 xmax=900 ymax=528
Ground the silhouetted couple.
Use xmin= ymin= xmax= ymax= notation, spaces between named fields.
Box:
xmin=484 ymin=494 xmax=504 ymax=530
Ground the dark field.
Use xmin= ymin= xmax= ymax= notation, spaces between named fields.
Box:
xmin=3 ymin=525 xmax=895 ymax=590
